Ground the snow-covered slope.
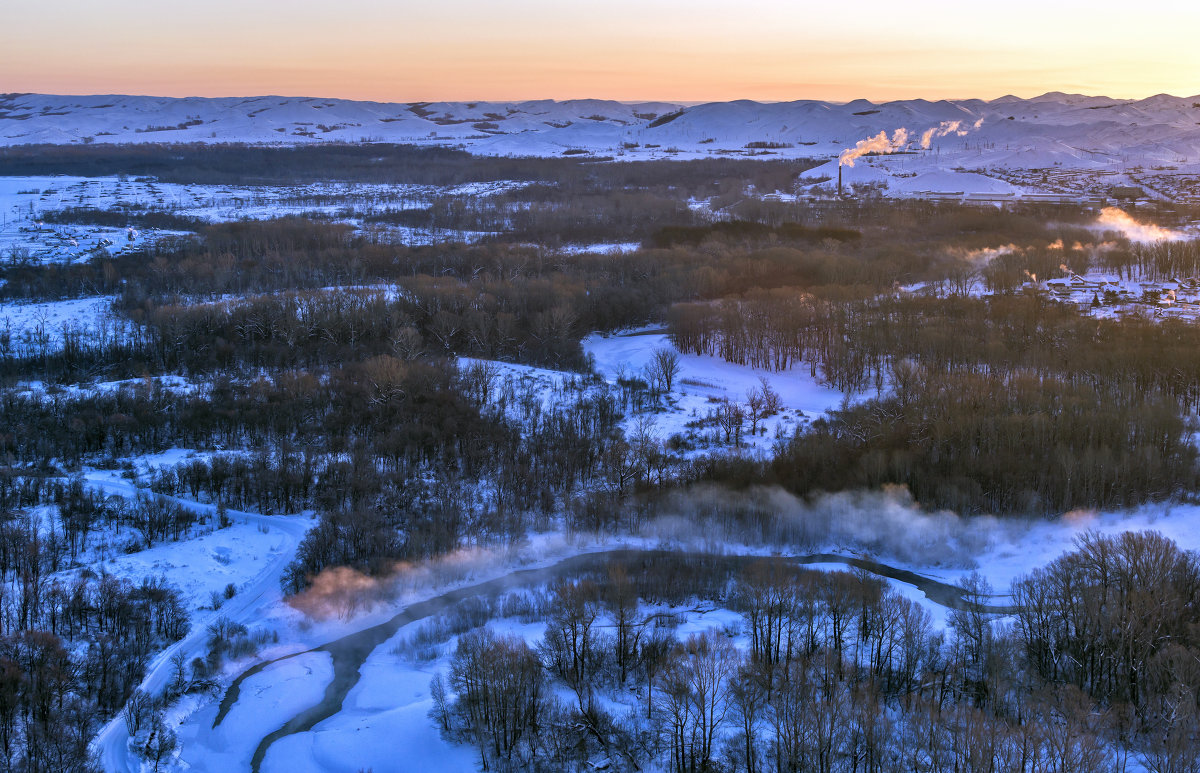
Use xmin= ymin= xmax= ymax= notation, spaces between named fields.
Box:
xmin=4 ymin=92 xmax=1200 ymax=171
xmin=6 ymin=92 xmax=1200 ymax=200
xmin=0 ymin=93 xmax=677 ymax=150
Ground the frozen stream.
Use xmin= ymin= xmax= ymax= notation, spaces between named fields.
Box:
xmin=205 ymin=549 xmax=1009 ymax=772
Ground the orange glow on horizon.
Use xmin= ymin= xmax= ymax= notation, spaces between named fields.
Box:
xmin=3 ymin=1 xmax=1198 ymax=103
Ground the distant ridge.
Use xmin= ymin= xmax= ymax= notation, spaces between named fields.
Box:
xmin=3 ymin=92 xmax=1200 ymax=174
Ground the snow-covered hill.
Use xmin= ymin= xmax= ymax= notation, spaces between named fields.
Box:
xmin=6 ymin=92 xmax=1200 ymax=200
xmin=0 ymin=93 xmax=678 ymax=151
xmin=3 ymin=92 xmax=1200 ymax=171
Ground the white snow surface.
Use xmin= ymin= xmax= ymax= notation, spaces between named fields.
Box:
xmin=7 ymin=92 xmax=1200 ymax=197
xmin=182 ymin=653 xmax=336 ymax=773
xmin=584 ymin=327 xmax=848 ymax=454
xmin=81 ymin=472 xmax=315 ymax=773
xmin=256 ymin=643 xmax=478 ymax=773
xmin=0 ymin=295 xmax=120 ymax=350
xmin=558 ymin=241 xmax=643 ymax=255
xmin=86 ymin=475 xmax=1200 ymax=773
xmin=0 ymin=175 xmax=524 ymax=264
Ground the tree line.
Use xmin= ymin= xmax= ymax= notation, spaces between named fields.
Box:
xmin=428 ymin=534 xmax=1197 ymax=772
xmin=0 ymin=502 xmax=187 ymax=771
xmin=674 ymin=290 xmax=1200 ymax=513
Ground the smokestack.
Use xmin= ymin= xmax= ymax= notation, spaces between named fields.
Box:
xmin=838 ymin=164 xmax=843 ymax=197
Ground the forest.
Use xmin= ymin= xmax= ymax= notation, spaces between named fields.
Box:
xmin=425 ymin=533 xmax=1200 ymax=772
xmin=2 ymin=143 xmax=1200 ymax=770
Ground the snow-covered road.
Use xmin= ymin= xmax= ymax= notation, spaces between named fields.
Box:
xmin=85 ymin=476 xmax=312 ymax=773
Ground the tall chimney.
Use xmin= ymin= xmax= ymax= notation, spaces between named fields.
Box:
xmin=838 ymin=164 xmax=843 ymax=197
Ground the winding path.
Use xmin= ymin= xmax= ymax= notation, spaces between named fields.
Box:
xmin=85 ymin=476 xmax=312 ymax=773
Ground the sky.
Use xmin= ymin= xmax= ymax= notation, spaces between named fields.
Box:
xmin=5 ymin=1 xmax=1199 ymax=102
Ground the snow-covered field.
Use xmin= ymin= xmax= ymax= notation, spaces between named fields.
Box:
xmin=0 ymin=294 xmax=121 ymax=351
xmin=12 ymin=374 xmax=201 ymax=402
xmin=1 ymin=176 xmax=521 ymax=224
xmin=0 ymin=177 xmax=171 ymax=263
xmin=253 ymin=648 xmax=476 ymax=773
xmin=0 ymin=175 xmax=527 ymax=264
xmin=78 ymin=472 xmax=305 ymax=616
xmin=558 ymin=241 xmax=643 ymax=255
xmin=179 ymin=652 xmax=338 ymax=773
xmin=584 ymin=327 xmax=848 ymax=454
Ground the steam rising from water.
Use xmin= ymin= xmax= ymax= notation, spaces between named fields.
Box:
xmin=288 ymin=539 xmax=578 ymax=620
xmin=640 ymin=484 xmax=1009 ymax=567
xmin=289 ymin=486 xmax=1025 ymax=621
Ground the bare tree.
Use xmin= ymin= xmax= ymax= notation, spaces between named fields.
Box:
xmin=757 ymin=376 xmax=783 ymax=415
xmin=656 ymin=631 xmax=736 ymax=773
xmin=448 ymin=629 xmax=545 ymax=767
xmin=605 ymin=565 xmax=642 ymax=685
xmin=715 ymin=399 xmax=744 ymax=446
xmin=540 ymin=579 xmax=603 ymax=709
xmin=143 ymin=718 xmax=177 ymax=773
xmin=745 ymin=388 xmax=766 ymax=436
xmin=122 ymin=689 xmax=154 ymax=737
xmin=646 ymin=347 xmax=682 ymax=394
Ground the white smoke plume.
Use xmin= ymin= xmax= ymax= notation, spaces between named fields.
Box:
xmin=1076 ymin=239 xmax=1119 ymax=256
xmin=839 ymin=128 xmax=910 ymax=167
xmin=1094 ymin=207 xmax=1184 ymax=243
xmin=920 ymin=121 xmax=961 ymax=149
xmin=919 ymin=118 xmax=984 ymax=149
xmin=954 ymin=244 xmax=1022 ymax=263
xmin=841 ymin=117 xmax=983 ymax=165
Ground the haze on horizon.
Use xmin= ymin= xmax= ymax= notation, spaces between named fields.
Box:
xmin=4 ymin=0 xmax=1199 ymax=103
